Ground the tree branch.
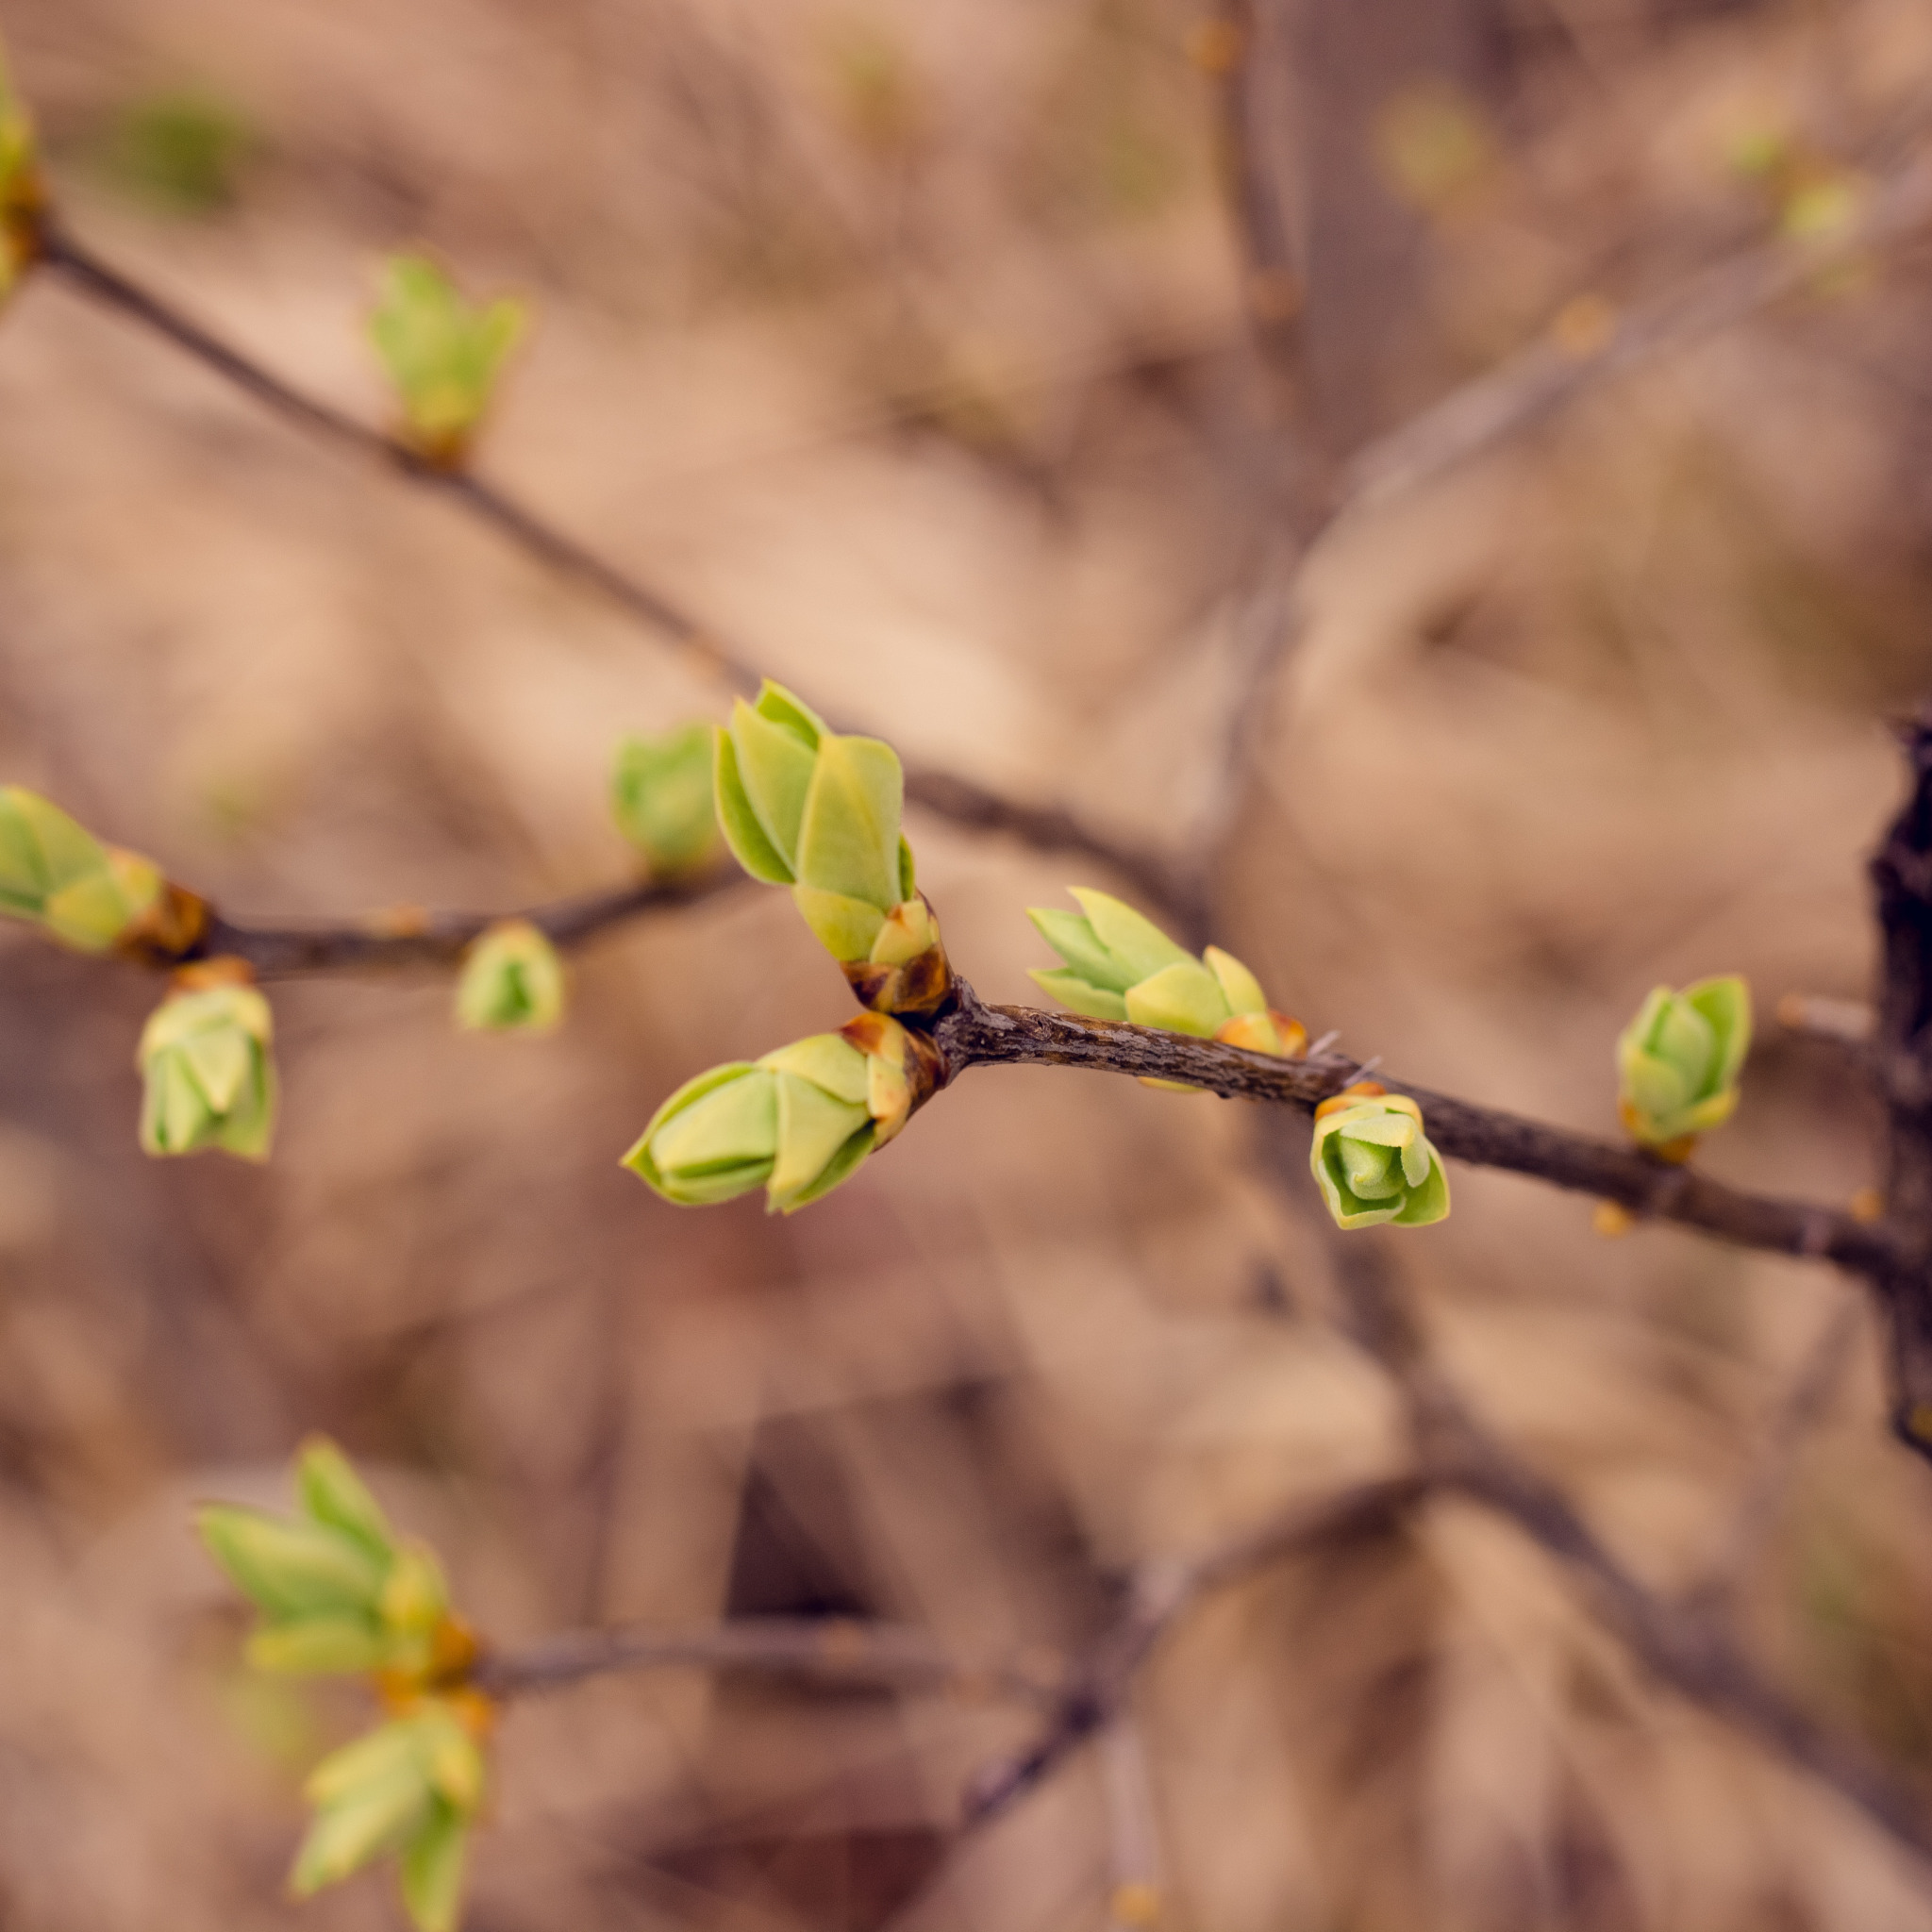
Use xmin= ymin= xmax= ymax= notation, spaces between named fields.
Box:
xmin=1324 ymin=1233 xmax=1932 ymax=1873
xmin=27 ymin=217 xmax=1181 ymax=905
xmin=470 ymin=1614 xmax=1058 ymax=1706
xmin=191 ymin=871 xmax=739 ymax=980
xmin=929 ymin=987 xmax=1908 ymax=1278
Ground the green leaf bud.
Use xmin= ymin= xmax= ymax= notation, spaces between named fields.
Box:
xmin=1028 ymin=891 xmax=1309 ymax=1076
xmin=611 ymin=723 xmax=719 ymax=875
xmin=623 ymin=1012 xmax=943 ymax=1212
xmin=454 ymin=919 xmax=566 ymax=1034
xmin=1615 ymin=975 xmax=1751 ymax=1153
xmin=137 ymin=965 xmax=276 ymax=1160
xmin=291 ymin=1701 xmax=491 ymax=1915
xmin=1309 ymin=1083 xmax=1450 ymax=1231
xmin=291 ymin=1764 xmax=430 ymax=1896
xmin=713 ymin=681 xmax=948 ymax=1012
xmin=197 ymin=1505 xmax=387 ymax=1621
xmin=369 ymin=253 xmax=526 ymax=466
xmin=0 ymin=786 xmax=173 ymax=953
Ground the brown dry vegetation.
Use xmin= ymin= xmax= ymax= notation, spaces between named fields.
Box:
xmin=5 ymin=0 xmax=1932 ymax=1928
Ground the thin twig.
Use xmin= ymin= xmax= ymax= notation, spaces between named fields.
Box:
xmin=1323 ymin=1231 xmax=1932 ymax=1871
xmin=29 ymin=217 xmax=1184 ymax=904
xmin=1335 ymin=156 xmax=1932 ymax=523
xmin=1099 ymin=1719 xmax=1165 ymax=1932
xmin=930 ymin=989 xmax=1909 ymax=1279
xmin=1778 ymin=993 xmax=1878 ymax=1046
xmin=193 ymin=871 xmax=739 ymax=979
xmin=471 ymin=1614 xmax=1058 ymax=1706
xmin=960 ymin=1474 xmax=1429 ymax=1825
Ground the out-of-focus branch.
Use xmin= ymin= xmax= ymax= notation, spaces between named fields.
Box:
xmin=193 ymin=871 xmax=739 ymax=980
xmin=471 ymin=1615 xmax=1057 ymax=1706
xmin=27 ymin=218 xmax=1184 ymax=905
xmin=1098 ymin=1720 xmax=1166 ymax=1932
xmin=960 ymin=1474 xmax=1431 ymax=1824
xmin=34 ymin=219 xmax=763 ymax=693
xmin=1324 ymin=1233 xmax=1932 ymax=1872
xmin=1778 ymin=994 xmax=1877 ymax=1046
xmin=931 ymin=987 xmax=1908 ymax=1278
xmin=1334 ymin=156 xmax=1932 ymax=523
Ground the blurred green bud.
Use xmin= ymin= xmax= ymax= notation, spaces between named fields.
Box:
xmin=198 ymin=1505 xmax=388 ymax=1623
xmin=455 ymin=919 xmax=565 ymax=1034
xmin=714 ymin=680 xmax=950 ymax=1013
xmin=369 ymin=253 xmax=526 ymax=466
xmin=296 ymin=1434 xmax=396 ymax=1561
xmin=138 ymin=966 xmax=277 ymax=1161
xmin=624 ymin=1011 xmax=942 ymax=1213
xmin=1309 ymin=1083 xmax=1450 ymax=1231
xmin=0 ymin=785 xmax=175 ymax=953
xmin=0 ymin=42 xmax=42 ymax=302
xmin=292 ymin=1698 xmax=487 ymax=1932
xmin=200 ymin=1437 xmax=479 ymax=1690
xmin=611 ymin=723 xmax=720 ymax=875
xmin=1616 ymin=975 xmax=1751 ymax=1153
xmin=1028 ymin=889 xmax=1307 ymax=1078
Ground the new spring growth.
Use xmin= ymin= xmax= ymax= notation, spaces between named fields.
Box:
xmin=625 ymin=1011 xmax=941 ymax=1213
xmin=1309 ymin=1082 xmax=1451 ymax=1231
xmin=0 ymin=785 xmax=205 ymax=957
xmin=368 ymin=253 xmax=526 ymax=467
xmin=196 ymin=1435 xmax=477 ymax=1686
xmin=1027 ymin=888 xmax=1307 ymax=1088
xmin=611 ymin=722 xmax=720 ymax=875
xmin=1616 ymin=975 xmax=1751 ymax=1157
xmin=139 ymin=959 xmax=278 ymax=1161
xmin=0 ymin=39 xmax=42 ymax=301
xmin=291 ymin=1696 xmax=489 ymax=1932
xmin=455 ymin=919 xmax=565 ymax=1034
xmin=713 ymin=680 xmax=950 ymax=1014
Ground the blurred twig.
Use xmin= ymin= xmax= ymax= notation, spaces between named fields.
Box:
xmin=1334 ymin=155 xmax=1932 ymax=522
xmin=1779 ymin=992 xmax=1877 ymax=1046
xmin=195 ymin=871 xmax=738 ymax=979
xmin=1323 ymin=1231 xmax=1932 ymax=1873
xmin=961 ymin=1473 xmax=1430 ymax=1824
xmin=27 ymin=216 xmax=1185 ymax=910
xmin=472 ymin=1614 xmax=1057 ymax=1705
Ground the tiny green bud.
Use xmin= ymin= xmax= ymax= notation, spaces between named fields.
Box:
xmin=1309 ymin=1083 xmax=1450 ymax=1230
xmin=623 ymin=1012 xmax=942 ymax=1213
xmin=0 ymin=42 xmax=42 ymax=303
xmin=369 ymin=253 xmax=526 ymax=466
xmin=455 ymin=919 xmax=565 ymax=1034
xmin=1028 ymin=891 xmax=1307 ymax=1078
xmin=138 ymin=964 xmax=277 ymax=1160
xmin=1616 ymin=975 xmax=1751 ymax=1153
xmin=611 ymin=723 xmax=719 ymax=875
xmin=713 ymin=680 xmax=948 ymax=1012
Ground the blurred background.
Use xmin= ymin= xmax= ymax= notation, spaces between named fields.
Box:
xmin=5 ymin=0 xmax=1932 ymax=1926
